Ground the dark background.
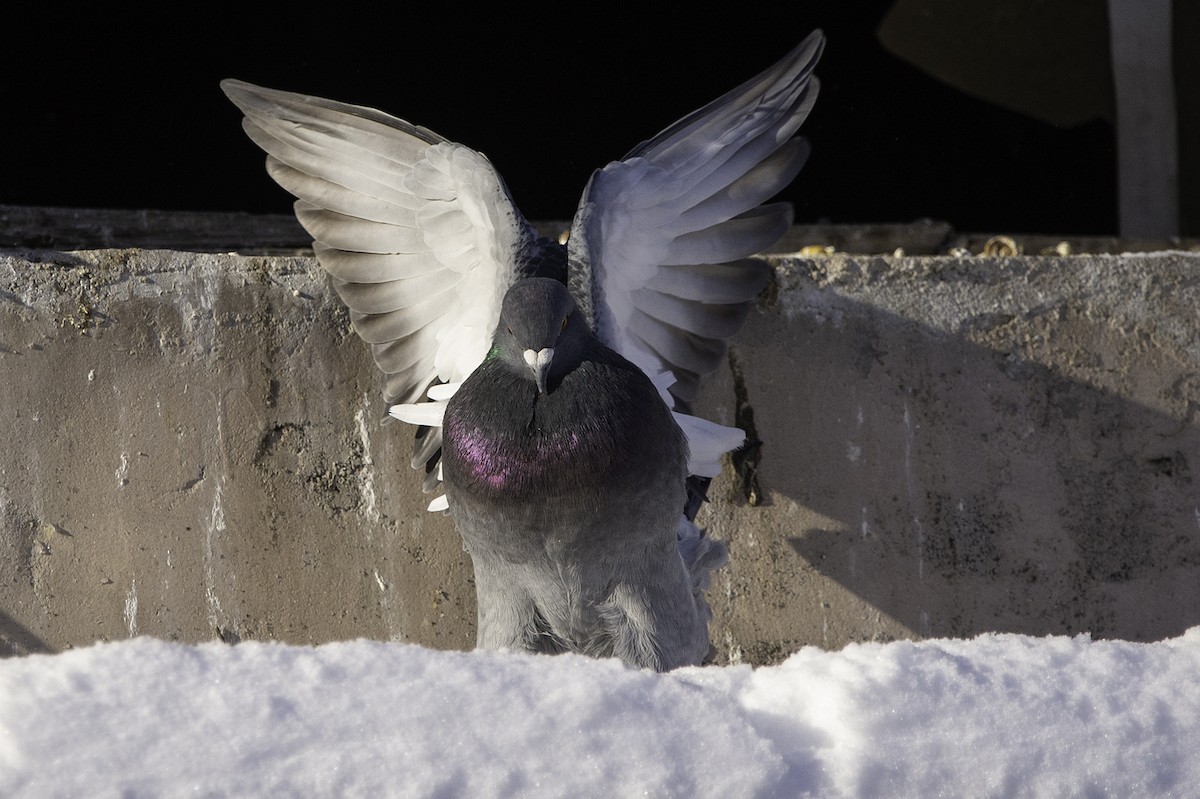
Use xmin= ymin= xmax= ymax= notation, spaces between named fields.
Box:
xmin=2 ymin=4 xmax=1119 ymax=235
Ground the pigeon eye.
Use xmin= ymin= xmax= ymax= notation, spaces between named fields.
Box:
xmin=560 ymin=315 xmax=569 ymax=332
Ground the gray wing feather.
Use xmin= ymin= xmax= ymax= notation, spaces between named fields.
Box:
xmin=628 ymin=309 xmax=726 ymax=375
xmin=645 ymin=260 xmax=777 ymax=303
xmin=566 ymin=31 xmax=824 ymax=409
xmin=666 ymin=203 xmax=794 ymax=265
xmin=671 ymin=141 xmax=810 ymax=232
xmin=634 ymin=290 xmax=751 ymax=339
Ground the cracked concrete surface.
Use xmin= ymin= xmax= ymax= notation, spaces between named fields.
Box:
xmin=2 ymin=246 xmax=1199 ymax=664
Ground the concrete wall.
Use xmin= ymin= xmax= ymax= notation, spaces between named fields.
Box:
xmin=2 ymin=246 xmax=1198 ymax=664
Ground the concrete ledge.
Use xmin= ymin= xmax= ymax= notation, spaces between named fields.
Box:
xmin=6 ymin=205 xmax=1200 ymax=256
xmin=2 ymin=245 xmax=1198 ymax=664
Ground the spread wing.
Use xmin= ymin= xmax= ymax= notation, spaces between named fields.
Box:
xmin=222 ymin=79 xmax=541 ymax=504
xmin=566 ymin=31 xmax=824 ymax=473
xmin=223 ymin=30 xmax=824 ymax=509
xmin=222 ymin=79 xmax=538 ymax=403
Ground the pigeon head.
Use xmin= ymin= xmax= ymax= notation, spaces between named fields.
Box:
xmin=491 ymin=278 xmax=590 ymax=394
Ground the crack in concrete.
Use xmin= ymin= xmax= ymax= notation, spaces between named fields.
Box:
xmin=728 ymin=346 xmax=763 ymax=506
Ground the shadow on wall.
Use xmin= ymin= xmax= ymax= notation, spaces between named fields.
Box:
xmin=745 ymin=256 xmax=1200 ymax=643
xmin=1 ymin=611 xmax=52 ymax=657
xmin=4 ymin=249 xmax=1198 ymax=656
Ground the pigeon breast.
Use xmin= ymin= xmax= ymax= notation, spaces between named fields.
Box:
xmin=442 ymin=342 xmax=687 ymax=525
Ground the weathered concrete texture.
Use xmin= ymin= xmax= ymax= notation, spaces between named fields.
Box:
xmin=0 ymin=249 xmax=473 ymax=657
xmin=699 ymin=252 xmax=1200 ymax=664
xmin=2 ymin=247 xmax=1199 ymax=665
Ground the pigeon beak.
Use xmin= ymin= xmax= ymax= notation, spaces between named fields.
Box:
xmin=523 ymin=347 xmax=554 ymax=394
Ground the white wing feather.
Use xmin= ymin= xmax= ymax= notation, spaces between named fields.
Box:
xmin=221 ymin=79 xmax=533 ymax=405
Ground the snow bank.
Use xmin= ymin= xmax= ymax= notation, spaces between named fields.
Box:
xmin=2 ymin=630 xmax=1199 ymax=797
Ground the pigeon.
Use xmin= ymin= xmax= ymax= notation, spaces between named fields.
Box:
xmin=221 ymin=30 xmax=823 ymax=671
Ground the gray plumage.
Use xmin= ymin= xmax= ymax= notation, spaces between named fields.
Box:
xmin=443 ymin=279 xmax=704 ymax=669
xmin=221 ymin=31 xmax=824 ymax=670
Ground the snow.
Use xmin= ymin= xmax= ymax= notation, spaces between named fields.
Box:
xmin=3 ymin=630 xmax=1200 ymax=798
